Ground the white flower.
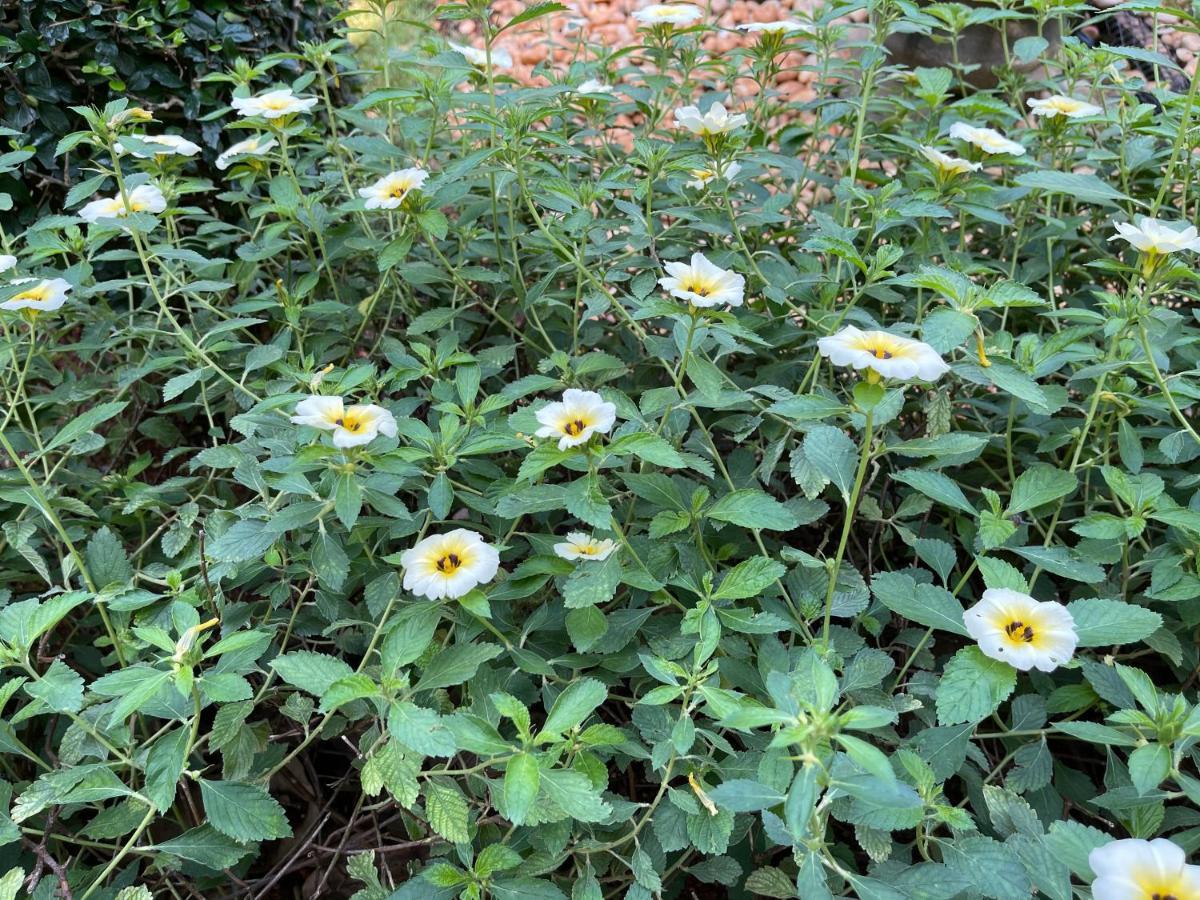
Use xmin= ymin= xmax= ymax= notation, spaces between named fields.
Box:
xmin=948 ymin=122 xmax=1026 ymax=156
xmin=359 ymin=168 xmax=429 ymax=210
xmin=216 ymin=135 xmax=278 ymax=170
xmin=658 ymin=252 xmax=745 ymax=308
xmin=1 ymin=277 xmax=72 ymax=313
xmin=963 ymin=588 xmax=1077 ymax=672
xmin=1089 ymin=838 xmax=1200 ymax=900
xmin=1110 ymin=216 xmax=1200 ymax=255
xmin=919 ymin=146 xmax=982 ymax=175
xmin=114 ymin=133 xmax=202 ymax=158
xmin=686 ymin=161 xmax=741 ymax=189
xmin=79 ymin=185 xmax=167 ymax=224
xmin=674 ymin=102 xmax=748 ymax=136
xmin=575 ymin=79 xmax=614 ymax=96
xmin=1027 ymin=95 xmax=1103 ymax=119
xmin=400 ymin=530 xmax=501 ymax=600
xmin=554 ymin=532 xmax=618 ymax=562
xmin=534 ymin=389 xmax=618 ymax=450
xmin=737 ymin=19 xmax=808 ymax=33
xmin=0 ymin=255 xmax=15 ymax=274
xmin=632 ymin=3 xmax=703 ymax=26
xmin=816 ymin=325 xmax=949 ymax=381
xmin=290 ymin=394 xmax=398 ymax=449
xmin=230 ymin=88 xmax=319 ymax=119
xmin=449 ymin=41 xmax=513 ymax=69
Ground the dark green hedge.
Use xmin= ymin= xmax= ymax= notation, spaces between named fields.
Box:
xmin=0 ymin=0 xmax=337 ymax=218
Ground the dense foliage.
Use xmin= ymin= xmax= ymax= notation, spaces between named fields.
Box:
xmin=1 ymin=0 xmax=1200 ymax=897
xmin=0 ymin=0 xmax=335 ymax=218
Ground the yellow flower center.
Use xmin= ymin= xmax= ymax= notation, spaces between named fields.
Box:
xmin=436 ymin=553 xmax=463 ymax=573
xmin=679 ymin=275 xmax=719 ymax=297
xmin=849 ymin=333 xmax=911 ymax=363
xmin=15 ymin=285 xmax=51 ymax=304
xmin=563 ymin=418 xmax=589 ymax=436
xmin=1004 ymin=620 xmax=1036 ymax=644
xmin=387 ymin=179 xmax=414 ymax=199
xmin=335 ymin=410 xmax=367 ymax=433
xmin=577 ymin=543 xmax=599 ymax=555
xmin=262 ymin=96 xmax=292 ymax=110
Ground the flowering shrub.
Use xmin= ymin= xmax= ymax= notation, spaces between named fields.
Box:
xmin=2 ymin=0 xmax=1200 ymax=897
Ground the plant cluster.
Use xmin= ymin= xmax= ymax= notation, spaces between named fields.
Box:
xmin=1 ymin=0 xmax=1200 ymax=897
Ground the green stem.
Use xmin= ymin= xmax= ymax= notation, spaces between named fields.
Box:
xmin=821 ymin=407 xmax=874 ymax=646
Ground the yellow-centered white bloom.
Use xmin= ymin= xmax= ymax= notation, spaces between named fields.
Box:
xmin=817 ymin=325 xmax=949 ymax=381
xmin=658 ymin=252 xmax=745 ymax=308
xmin=675 ymin=102 xmax=748 ymax=136
xmin=632 ymin=3 xmax=703 ymax=26
xmin=1110 ymin=217 xmax=1200 ymax=255
xmin=554 ymin=532 xmax=618 ymax=562
xmin=359 ymin=168 xmax=429 ymax=210
xmin=290 ymin=395 xmax=398 ymax=449
xmin=919 ymin=146 xmax=982 ymax=175
xmin=575 ymin=79 xmax=614 ymax=96
xmin=114 ymin=133 xmax=202 ymax=158
xmin=230 ymin=88 xmax=319 ymax=119
xmin=1027 ymin=95 xmax=1103 ymax=119
xmin=1089 ymin=838 xmax=1200 ymax=900
xmin=449 ymin=41 xmax=513 ymax=69
xmin=963 ymin=588 xmax=1077 ymax=672
xmin=216 ymin=135 xmax=278 ymax=170
xmin=0 ymin=277 xmax=72 ymax=313
xmin=400 ymin=529 xmax=501 ymax=600
xmin=534 ymin=389 xmax=617 ymax=450
xmin=171 ymin=617 xmax=220 ymax=664
xmin=106 ymin=106 xmax=154 ymax=129
xmin=0 ymin=255 xmax=15 ymax=274
xmin=737 ymin=19 xmax=808 ymax=33
xmin=686 ymin=161 xmax=741 ymax=189
xmin=79 ymin=185 xmax=167 ymax=224
xmin=948 ymin=122 xmax=1026 ymax=156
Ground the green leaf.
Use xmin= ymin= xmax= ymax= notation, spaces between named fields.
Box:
xmin=151 ymin=825 xmax=253 ymax=869
xmin=606 ymin=432 xmax=688 ymax=469
xmin=503 ymin=752 xmax=540 ymax=826
xmin=25 ymin=660 xmax=84 ymax=713
xmin=425 ymin=778 xmax=470 ymax=843
xmin=415 ymin=643 xmax=504 ymax=692
xmin=539 ymin=678 xmax=608 ymax=739
xmin=1014 ymin=170 xmax=1129 ymax=205
xmin=539 ymin=768 xmax=611 ymax=822
xmin=803 ymin=426 xmax=858 ymax=501
xmin=86 ymin=526 xmax=133 ymax=587
xmin=1006 ymin=466 xmax=1077 ymax=516
xmin=1067 ymin=598 xmax=1162 ymax=647
xmin=271 ymin=651 xmax=355 ymax=696
xmin=892 ymin=468 xmax=975 ymax=514
xmin=199 ymin=779 xmax=292 ymax=842
xmin=712 ymin=556 xmax=785 ymax=601
xmin=144 ymin=727 xmax=190 ymax=812
xmin=43 ymin=401 xmax=128 ymax=453
xmin=871 ymin=572 xmax=968 ymax=636
xmin=935 ymin=647 xmax=1017 ymax=725
xmin=1010 ymin=546 xmax=1104 ymax=583
xmin=388 ymin=701 xmax=457 ymax=757
xmin=706 ymin=779 xmax=784 ymax=812
xmin=707 ymin=490 xmax=799 ymax=531
xmin=207 ymin=519 xmax=275 ymax=563
xmin=1128 ymin=742 xmax=1170 ymax=795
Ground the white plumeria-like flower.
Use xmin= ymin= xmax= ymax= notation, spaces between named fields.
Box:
xmin=919 ymin=146 xmax=982 ymax=175
xmin=554 ymin=532 xmax=618 ymax=562
xmin=449 ymin=41 xmax=513 ymax=69
xmin=1089 ymin=838 xmax=1200 ymax=900
xmin=737 ymin=19 xmax=808 ymax=33
xmin=1027 ymin=95 xmax=1103 ymax=119
xmin=216 ymin=135 xmax=278 ymax=170
xmin=0 ymin=277 xmax=72 ymax=313
xmin=79 ymin=185 xmax=167 ymax=224
xmin=230 ymin=88 xmax=319 ymax=119
xmin=114 ymin=133 xmax=202 ymax=158
xmin=659 ymin=252 xmax=745 ymax=308
xmin=1110 ymin=216 xmax=1200 ymax=256
xmin=948 ymin=122 xmax=1026 ymax=156
xmin=359 ymin=168 xmax=429 ymax=210
xmin=632 ymin=3 xmax=703 ymax=26
xmin=686 ymin=161 xmax=741 ymax=189
xmin=575 ymin=79 xmax=614 ymax=96
xmin=290 ymin=394 xmax=398 ymax=449
xmin=0 ymin=255 xmax=15 ymax=274
xmin=817 ymin=325 xmax=949 ymax=381
xmin=534 ymin=389 xmax=618 ymax=450
xmin=675 ymin=102 xmax=748 ymax=137
xmin=963 ymin=588 xmax=1077 ymax=672
xmin=400 ymin=529 xmax=501 ymax=600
